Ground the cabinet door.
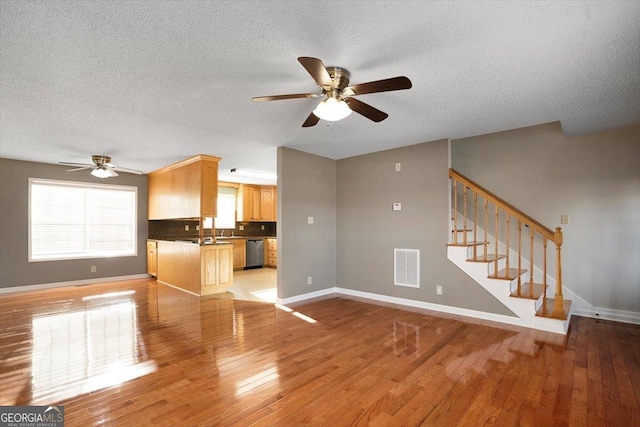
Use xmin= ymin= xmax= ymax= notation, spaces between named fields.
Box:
xmin=242 ymin=185 xmax=261 ymax=221
xmin=260 ymin=187 xmax=275 ymax=221
xmin=217 ymin=246 xmax=234 ymax=287
xmin=200 ymin=160 xmax=218 ymax=217
xmin=233 ymin=240 xmax=246 ymax=270
xmin=146 ymin=241 xmax=157 ymax=277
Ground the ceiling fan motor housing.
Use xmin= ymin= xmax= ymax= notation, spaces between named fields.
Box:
xmin=325 ymin=67 xmax=351 ymax=92
xmin=92 ymin=155 xmax=111 ymax=166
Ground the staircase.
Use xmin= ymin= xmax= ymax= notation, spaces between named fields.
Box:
xmin=447 ymin=169 xmax=571 ymax=334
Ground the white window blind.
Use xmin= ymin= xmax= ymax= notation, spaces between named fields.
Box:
xmin=29 ymin=178 xmax=137 ymax=261
xmin=215 ymin=187 xmax=237 ymax=229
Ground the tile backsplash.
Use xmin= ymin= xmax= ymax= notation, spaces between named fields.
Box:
xmin=148 ymin=220 xmax=276 ymax=240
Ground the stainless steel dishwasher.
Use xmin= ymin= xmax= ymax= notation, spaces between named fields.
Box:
xmin=246 ymin=239 xmax=264 ymax=269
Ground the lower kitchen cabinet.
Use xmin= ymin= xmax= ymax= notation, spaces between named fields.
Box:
xmin=156 ymin=240 xmax=233 ymax=296
xmin=201 ymin=244 xmax=233 ymax=295
xmin=147 ymin=240 xmax=157 ymax=277
xmin=264 ymin=238 xmax=277 ymax=268
xmin=217 ymin=238 xmax=246 ymax=270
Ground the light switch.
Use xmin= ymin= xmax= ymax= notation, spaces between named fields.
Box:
xmin=393 ymin=202 xmax=402 ymax=211
xmin=308 ymin=216 xmax=314 ymax=224
xmin=561 ymin=214 xmax=570 ymax=225
xmin=395 ymin=163 xmax=401 ymax=172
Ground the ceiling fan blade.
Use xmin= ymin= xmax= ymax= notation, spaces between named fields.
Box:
xmin=344 ymin=97 xmax=389 ymax=122
xmin=107 ymin=169 xmax=119 ymax=177
xmin=298 ymin=57 xmax=334 ymax=90
xmin=252 ymin=93 xmax=320 ymax=102
xmin=60 ymin=162 xmax=93 ymax=168
xmin=302 ymin=112 xmax=320 ymax=127
xmin=345 ymin=76 xmax=412 ymax=96
xmin=112 ymin=166 xmax=143 ymax=175
xmin=66 ymin=166 xmax=92 ymax=172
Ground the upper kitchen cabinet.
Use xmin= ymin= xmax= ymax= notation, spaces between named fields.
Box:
xmin=240 ymin=184 xmax=277 ymax=222
xmin=148 ymin=155 xmax=221 ymax=219
xmin=260 ymin=186 xmax=276 ymax=221
xmin=241 ymin=184 xmax=261 ymax=221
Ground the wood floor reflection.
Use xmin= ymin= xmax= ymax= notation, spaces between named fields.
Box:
xmin=1 ymin=278 xmax=639 ymax=426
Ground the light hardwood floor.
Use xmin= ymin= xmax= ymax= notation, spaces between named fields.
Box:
xmin=1 ymin=278 xmax=638 ymax=426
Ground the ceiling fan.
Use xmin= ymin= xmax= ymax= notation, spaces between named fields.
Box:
xmin=60 ymin=155 xmax=143 ymax=178
xmin=253 ymin=57 xmax=412 ymax=127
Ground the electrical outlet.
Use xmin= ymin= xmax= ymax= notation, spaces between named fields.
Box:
xmin=184 ymin=225 xmax=189 ymax=231
xmin=436 ymin=285 xmax=443 ymax=295
xmin=308 ymin=217 xmax=314 ymax=224
xmin=91 ymin=266 xmax=96 ymax=273
xmin=307 ymin=276 xmax=312 ymax=285
xmin=261 ymin=225 xmax=265 ymax=230
xmin=239 ymin=225 xmax=244 ymax=230
xmin=196 ymin=225 xmax=199 ymax=231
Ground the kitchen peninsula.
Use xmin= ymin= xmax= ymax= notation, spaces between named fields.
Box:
xmin=147 ymin=155 xmax=233 ymax=296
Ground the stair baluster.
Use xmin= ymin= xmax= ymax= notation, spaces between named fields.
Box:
xmin=517 ymin=221 xmax=522 ymax=296
xmin=494 ymin=205 xmax=499 ymax=277
xmin=453 ymin=179 xmax=458 ymax=245
xmin=473 ymin=193 xmax=478 ymax=260
xmin=463 ymin=186 xmax=468 ymax=245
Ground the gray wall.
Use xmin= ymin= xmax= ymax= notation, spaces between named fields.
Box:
xmin=336 ymin=139 xmax=513 ymax=315
xmin=0 ymin=158 xmax=148 ymax=289
xmin=451 ymin=122 xmax=640 ymax=313
xmin=277 ymin=147 xmax=336 ymax=299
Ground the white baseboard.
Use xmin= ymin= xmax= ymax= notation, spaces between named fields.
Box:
xmin=277 ymin=288 xmax=336 ymax=305
xmin=279 ymin=286 xmax=529 ymax=329
xmin=571 ymin=306 xmax=640 ymax=325
xmin=0 ymin=274 xmax=152 ymax=294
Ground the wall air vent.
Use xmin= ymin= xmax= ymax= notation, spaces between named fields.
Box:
xmin=394 ymin=248 xmax=420 ymax=288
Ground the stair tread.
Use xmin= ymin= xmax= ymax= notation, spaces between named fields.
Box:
xmin=511 ymin=282 xmax=546 ymax=300
xmin=467 ymin=254 xmax=506 ymax=262
xmin=536 ymin=298 xmax=572 ymax=320
xmin=488 ymin=268 xmax=527 ymax=280
xmin=447 ymin=241 xmax=484 ymax=247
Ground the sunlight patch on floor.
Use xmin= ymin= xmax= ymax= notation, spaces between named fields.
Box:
xmin=250 ymin=288 xmax=277 ymax=303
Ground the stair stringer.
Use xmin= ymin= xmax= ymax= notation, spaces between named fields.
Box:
xmin=447 ymin=245 xmax=569 ymax=334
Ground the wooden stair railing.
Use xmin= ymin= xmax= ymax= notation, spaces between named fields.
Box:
xmin=448 ymin=168 xmax=569 ymax=320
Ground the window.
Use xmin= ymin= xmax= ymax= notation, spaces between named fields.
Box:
xmin=29 ymin=178 xmax=137 ymax=261
xmin=215 ymin=186 xmax=237 ymax=229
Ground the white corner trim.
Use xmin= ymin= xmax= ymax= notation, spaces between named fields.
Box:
xmin=277 ymin=287 xmax=337 ymax=305
xmin=0 ymin=274 xmax=152 ymax=294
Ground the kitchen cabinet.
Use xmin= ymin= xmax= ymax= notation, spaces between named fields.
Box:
xmin=148 ymin=155 xmax=220 ymax=220
xmin=156 ymin=240 xmax=233 ymax=296
xmin=264 ymin=238 xmax=277 ymax=268
xmin=201 ymin=244 xmax=233 ymax=295
xmin=147 ymin=240 xmax=157 ymax=277
xmin=240 ymin=184 xmax=277 ymax=222
xmin=217 ymin=238 xmax=246 ymax=270
xmin=260 ymin=186 xmax=277 ymax=221
xmin=241 ymin=185 xmax=261 ymax=221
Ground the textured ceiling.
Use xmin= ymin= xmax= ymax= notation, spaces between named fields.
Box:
xmin=1 ymin=1 xmax=639 ymax=184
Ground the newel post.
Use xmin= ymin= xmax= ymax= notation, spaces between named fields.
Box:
xmin=553 ymin=227 xmax=564 ymax=315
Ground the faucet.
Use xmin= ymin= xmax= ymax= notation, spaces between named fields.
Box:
xmin=220 ymin=230 xmax=224 ymax=237
xmin=231 ymin=231 xmax=235 ymax=237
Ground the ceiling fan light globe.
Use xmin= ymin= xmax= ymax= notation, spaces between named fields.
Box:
xmin=91 ymin=168 xmax=112 ymax=179
xmin=313 ymin=97 xmax=352 ymax=122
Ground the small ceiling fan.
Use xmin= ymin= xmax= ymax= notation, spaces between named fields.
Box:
xmin=253 ymin=57 xmax=412 ymax=127
xmin=60 ymin=155 xmax=143 ymax=178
